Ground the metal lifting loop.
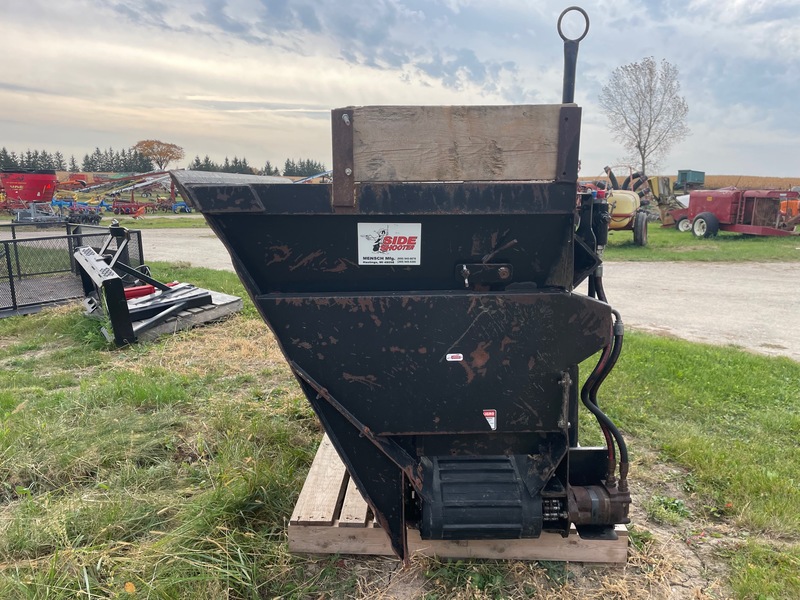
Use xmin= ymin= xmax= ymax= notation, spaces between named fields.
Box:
xmin=557 ymin=6 xmax=590 ymax=42
xmin=558 ymin=6 xmax=590 ymax=103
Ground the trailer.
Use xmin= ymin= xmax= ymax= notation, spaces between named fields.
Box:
xmin=689 ymin=188 xmax=800 ymax=237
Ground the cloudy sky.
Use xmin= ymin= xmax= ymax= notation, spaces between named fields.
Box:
xmin=1 ymin=0 xmax=798 ymax=177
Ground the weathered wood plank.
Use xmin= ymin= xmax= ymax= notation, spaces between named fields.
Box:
xmin=288 ymin=433 xmax=628 ymax=563
xmin=349 ymin=104 xmax=569 ymax=182
xmin=289 ymin=435 xmax=348 ymax=526
xmin=288 ymin=523 xmax=628 ymax=563
xmin=337 ymin=475 xmax=370 ymax=527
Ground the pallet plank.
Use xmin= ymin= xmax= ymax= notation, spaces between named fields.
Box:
xmin=290 ymin=435 xmax=347 ymax=526
xmin=338 ymin=476 xmax=370 ymax=527
xmin=288 ymin=434 xmax=628 ymax=563
xmin=289 ymin=523 xmax=628 ymax=563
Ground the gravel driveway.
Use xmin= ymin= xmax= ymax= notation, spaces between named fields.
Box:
xmin=140 ymin=228 xmax=800 ymax=362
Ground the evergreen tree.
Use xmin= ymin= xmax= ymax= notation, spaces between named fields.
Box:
xmin=0 ymin=147 xmax=14 ymax=169
xmin=54 ymin=151 xmax=66 ymax=170
xmin=69 ymin=155 xmax=79 ymax=172
xmin=262 ymin=160 xmax=280 ymax=176
xmin=281 ymin=158 xmax=326 ymax=177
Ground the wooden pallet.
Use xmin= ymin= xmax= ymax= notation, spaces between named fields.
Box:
xmin=288 ymin=435 xmax=628 ymax=563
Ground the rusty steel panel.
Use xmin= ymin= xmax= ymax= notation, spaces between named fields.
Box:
xmin=257 ymin=291 xmax=611 ymax=435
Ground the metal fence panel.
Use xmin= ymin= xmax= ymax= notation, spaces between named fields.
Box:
xmin=0 ymin=223 xmax=144 ymax=315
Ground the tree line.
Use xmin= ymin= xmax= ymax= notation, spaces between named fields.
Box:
xmin=0 ymin=146 xmax=153 ymax=173
xmin=188 ymin=155 xmax=327 ymax=177
xmin=1 ymin=145 xmax=327 ymax=178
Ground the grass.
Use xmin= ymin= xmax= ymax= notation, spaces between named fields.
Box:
xmin=0 ymin=264 xmax=799 ymax=598
xmin=604 ymin=222 xmax=800 ymax=262
xmin=103 ymin=214 xmax=209 ymax=229
xmin=0 ymin=212 xmax=208 ymax=229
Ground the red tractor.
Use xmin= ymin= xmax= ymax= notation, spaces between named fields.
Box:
xmin=686 ymin=188 xmax=800 ymax=238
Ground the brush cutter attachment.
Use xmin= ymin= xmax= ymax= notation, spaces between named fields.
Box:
xmin=172 ymin=6 xmax=630 ymax=561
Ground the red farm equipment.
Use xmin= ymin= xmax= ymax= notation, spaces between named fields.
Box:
xmin=688 ymin=188 xmax=800 ymax=238
xmin=1 ymin=169 xmax=59 ymax=212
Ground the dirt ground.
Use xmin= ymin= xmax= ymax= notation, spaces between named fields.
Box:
xmin=141 ymin=228 xmax=800 ymax=363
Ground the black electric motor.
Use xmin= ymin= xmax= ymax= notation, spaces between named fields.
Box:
xmin=172 ymin=6 xmax=630 ymax=562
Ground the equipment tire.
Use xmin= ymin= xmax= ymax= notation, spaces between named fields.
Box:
xmin=633 ymin=211 xmax=648 ymax=246
xmin=676 ymin=216 xmax=691 ymax=232
xmin=692 ymin=212 xmax=719 ymax=238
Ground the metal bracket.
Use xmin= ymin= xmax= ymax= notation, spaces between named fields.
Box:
xmin=289 ymin=360 xmax=426 ymax=494
xmin=331 ymin=108 xmax=356 ymax=213
xmin=74 ymin=246 xmax=211 ymax=346
xmin=456 ymin=263 xmax=513 ymax=288
xmin=556 ymin=105 xmax=582 ymax=184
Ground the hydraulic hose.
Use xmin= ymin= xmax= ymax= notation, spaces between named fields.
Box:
xmin=604 ymin=166 xmax=620 ymax=190
xmin=621 ymin=171 xmax=640 ymax=191
xmin=591 ymin=311 xmax=627 ymax=464
xmin=580 ymin=309 xmax=629 ymax=490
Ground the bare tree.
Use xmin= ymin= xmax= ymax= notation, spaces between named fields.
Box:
xmin=132 ymin=140 xmax=185 ymax=171
xmin=598 ymin=57 xmax=690 ymax=175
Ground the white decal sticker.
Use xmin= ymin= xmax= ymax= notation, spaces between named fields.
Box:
xmin=357 ymin=223 xmax=421 ymax=266
xmin=483 ymin=409 xmax=497 ymax=431
xmin=445 ymin=353 xmax=464 ymax=362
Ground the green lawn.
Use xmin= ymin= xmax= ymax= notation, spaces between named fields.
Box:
xmin=0 ymin=264 xmax=798 ymax=598
xmin=605 ymin=221 xmax=800 ymax=262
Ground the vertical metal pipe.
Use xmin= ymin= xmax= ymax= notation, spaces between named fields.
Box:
xmin=5 ymin=241 xmax=17 ymax=312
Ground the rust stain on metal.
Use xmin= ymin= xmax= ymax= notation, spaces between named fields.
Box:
xmin=357 ymin=298 xmax=376 ymax=313
xmin=371 ymin=314 xmax=382 ymax=327
xmin=266 ymin=245 xmax=291 ymax=266
xmin=331 ymin=298 xmax=357 ymax=309
xmin=289 ymin=250 xmax=324 ymax=272
xmin=342 ymin=373 xmax=382 ymax=389
xmin=417 ymin=347 xmax=427 ymax=354
xmin=459 ymin=361 xmax=476 ymax=384
xmin=321 ymin=258 xmax=354 ymax=273
xmin=470 ymin=341 xmax=491 ymax=370
xmin=389 ymin=346 xmax=406 ymax=353
xmin=499 ymin=335 xmax=516 ymax=351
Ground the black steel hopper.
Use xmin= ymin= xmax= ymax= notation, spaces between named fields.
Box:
xmin=171 ymin=6 xmax=631 ymax=562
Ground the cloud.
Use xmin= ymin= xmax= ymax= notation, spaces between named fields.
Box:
xmin=0 ymin=0 xmax=797 ymax=176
